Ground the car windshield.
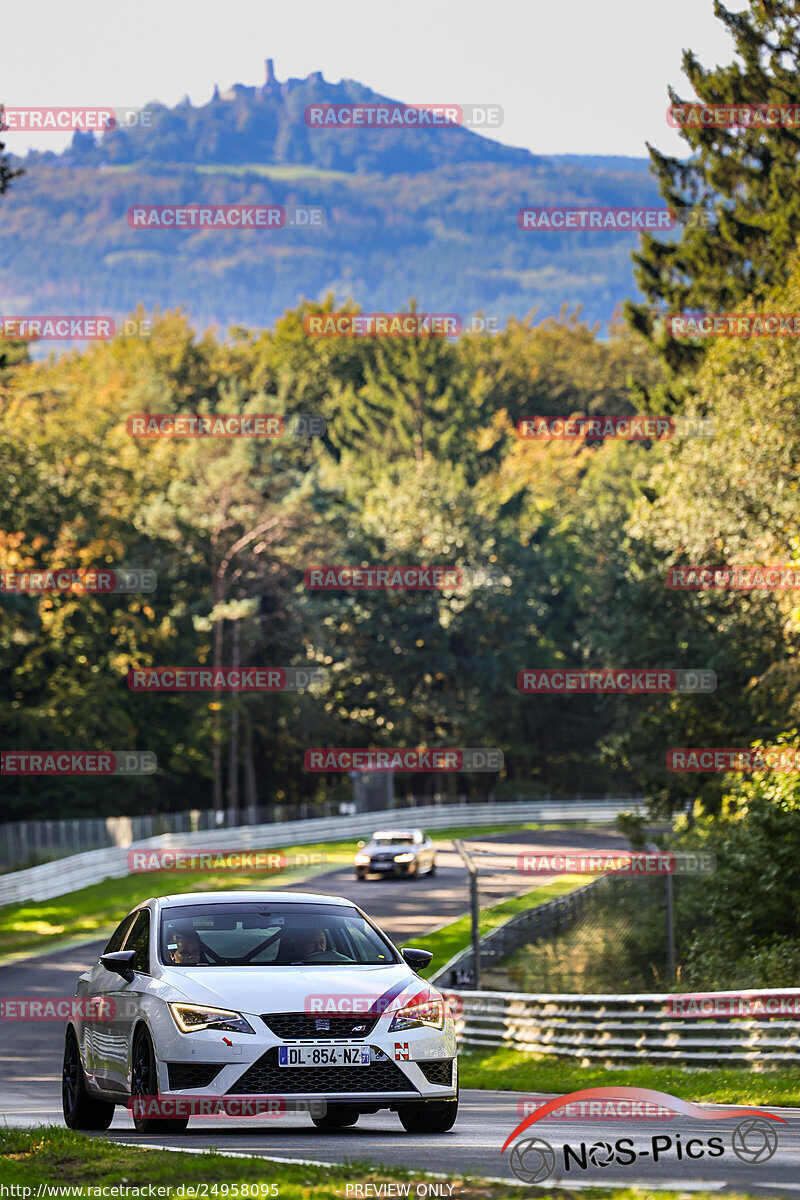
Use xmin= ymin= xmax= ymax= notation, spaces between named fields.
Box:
xmin=373 ymin=835 xmax=414 ymax=845
xmin=159 ymin=902 xmax=399 ymax=967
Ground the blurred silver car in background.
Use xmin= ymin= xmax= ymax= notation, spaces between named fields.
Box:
xmin=354 ymin=829 xmax=436 ymax=880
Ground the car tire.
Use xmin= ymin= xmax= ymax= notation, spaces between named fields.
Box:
xmin=355 ymin=872 xmax=367 ymax=881
xmin=311 ymin=1104 xmax=360 ymax=1129
xmin=397 ymin=1094 xmax=458 ymax=1134
xmin=130 ymin=1027 xmax=189 ymax=1134
xmin=429 ymin=859 xmax=437 ymax=876
xmin=62 ymin=1025 xmax=115 ymax=1131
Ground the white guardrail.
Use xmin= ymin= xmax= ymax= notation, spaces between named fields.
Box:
xmin=440 ymin=988 xmax=800 ymax=1066
xmin=0 ymin=799 xmax=638 ymax=906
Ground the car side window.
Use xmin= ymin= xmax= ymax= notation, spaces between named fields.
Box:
xmin=123 ymin=909 xmax=151 ymax=975
xmin=103 ymin=913 xmax=136 ymax=956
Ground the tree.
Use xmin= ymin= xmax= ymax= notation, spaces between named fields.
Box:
xmin=0 ymin=107 xmax=23 ymax=197
xmin=0 ymin=107 xmax=27 ymax=378
xmin=671 ymin=736 xmax=800 ymax=988
xmin=591 ymin=256 xmax=800 ymax=814
xmin=626 ymin=0 xmax=800 ymax=374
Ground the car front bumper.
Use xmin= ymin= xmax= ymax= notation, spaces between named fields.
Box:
xmin=149 ymin=1013 xmax=457 ymax=1107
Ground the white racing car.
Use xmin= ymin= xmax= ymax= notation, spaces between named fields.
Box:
xmin=61 ymin=891 xmax=457 ymax=1134
xmin=354 ymin=829 xmax=437 ymax=880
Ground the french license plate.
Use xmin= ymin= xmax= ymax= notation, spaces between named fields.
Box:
xmin=278 ymin=1045 xmax=371 ymax=1067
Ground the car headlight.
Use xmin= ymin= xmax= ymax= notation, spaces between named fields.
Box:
xmin=394 ymin=853 xmax=414 ymax=863
xmin=168 ymin=1003 xmax=255 ymax=1034
xmin=388 ymin=998 xmax=445 ymax=1031
xmin=354 ymin=854 xmax=371 ymax=865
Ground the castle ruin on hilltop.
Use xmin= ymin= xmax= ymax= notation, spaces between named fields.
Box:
xmin=213 ymin=59 xmax=325 ymax=103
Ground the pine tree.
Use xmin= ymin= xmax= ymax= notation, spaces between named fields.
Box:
xmin=626 ymin=0 xmax=800 ymax=374
xmin=330 ymin=300 xmax=475 ymax=468
xmin=0 ymin=107 xmax=23 ymax=196
xmin=0 ymin=111 xmax=26 ymax=380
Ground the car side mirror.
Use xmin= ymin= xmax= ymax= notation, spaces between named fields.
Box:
xmin=401 ymin=947 xmax=433 ymax=972
xmin=357 ymin=840 xmax=366 ymax=848
xmin=100 ymin=950 xmax=135 ymax=982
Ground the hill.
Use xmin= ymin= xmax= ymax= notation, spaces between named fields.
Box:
xmin=1 ymin=62 xmax=662 ymax=333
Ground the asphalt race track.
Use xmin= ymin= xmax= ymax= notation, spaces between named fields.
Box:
xmin=2 ymin=826 xmax=798 ymax=1195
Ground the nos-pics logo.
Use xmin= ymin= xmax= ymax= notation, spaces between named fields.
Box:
xmin=503 ymin=1088 xmax=782 ymax=1183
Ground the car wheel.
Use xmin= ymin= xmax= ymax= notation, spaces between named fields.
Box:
xmin=429 ymin=859 xmax=437 ymax=876
xmin=397 ymin=1093 xmax=458 ymax=1134
xmin=355 ymin=872 xmax=367 ymax=881
xmin=130 ymin=1027 xmax=189 ymax=1134
xmin=311 ymin=1104 xmax=360 ymax=1129
xmin=62 ymin=1025 xmax=115 ymax=1131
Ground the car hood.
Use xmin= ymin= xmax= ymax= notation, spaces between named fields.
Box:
xmin=158 ymin=962 xmax=434 ymax=1016
xmin=364 ymin=843 xmax=415 ymax=854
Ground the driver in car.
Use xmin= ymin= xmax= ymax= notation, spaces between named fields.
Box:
xmin=293 ymin=929 xmax=327 ymax=959
xmin=168 ymin=929 xmax=203 ymax=965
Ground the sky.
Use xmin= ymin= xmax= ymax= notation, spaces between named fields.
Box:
xmin=1 ymin=0 xmax=737 ymax=159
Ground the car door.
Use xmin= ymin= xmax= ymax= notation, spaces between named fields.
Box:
xmin=82 ymin=911 xmax=137 ymax=1083
xmin=95 ymin=907 xmax=152 ymax=1093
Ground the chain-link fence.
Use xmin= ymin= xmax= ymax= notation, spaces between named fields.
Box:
xmin=481 ymin=873 xmax=676 ymax=993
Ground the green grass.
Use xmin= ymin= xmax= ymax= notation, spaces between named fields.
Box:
xmin=0 ymin=1127 xmax=755 ymax=1200
xmin=0 ymin=820 xmax=573 ymax=963
xmin=100 ymin=162 xmax=360 ymax=181
xmin=458 ymin=1045 xmax=800 ymax=1107
xmin=413 ymin=876 xmax=589 ymax=979
xmin=193 ymin=163 xmax=358 ymax=182
xmin=0 ymin=840 xmax=351 ymax=962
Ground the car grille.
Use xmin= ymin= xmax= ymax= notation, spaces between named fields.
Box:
xmin=260 ymin=1012 xmax=379 ymax=1040
xmin=167 ymin=1062 xmax=223 ymax=1090
xmin=229 ymin=1048 xmax=418 ymax=1095
xmin=418 ymin=1059 xmax=454 ymax=1086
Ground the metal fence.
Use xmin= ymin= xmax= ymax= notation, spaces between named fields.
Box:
xmin=0 ymin=797 xmax=641 ymax=907
xmin=440 ymin=987 xmax=800 ymax=1065
xmin=0 ymin=792 xmax=642 ymax=871
xmin=434 ymin=878 xmax=607 ymax=988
